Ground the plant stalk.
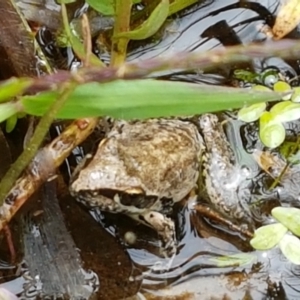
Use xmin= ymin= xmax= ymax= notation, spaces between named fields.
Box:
xmin=0 ymin=81 xmax=77 ymax=204
xmin=110 ymin=0 xmax=132 ymax=66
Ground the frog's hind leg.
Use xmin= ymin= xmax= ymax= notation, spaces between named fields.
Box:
xmin=132 ymin=211 xmax=177 ymax=257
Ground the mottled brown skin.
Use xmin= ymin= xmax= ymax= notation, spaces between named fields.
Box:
xmin=199 ymin=114 xmax=252 ymax=222
xmin=70 ymin=119 xmax=203 ymax=256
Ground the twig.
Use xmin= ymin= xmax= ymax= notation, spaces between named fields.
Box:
xmin=0 ymin=117 xmax=98 ymax=232
xmin=82 ymin=14 xmax=92 ymax=67
xmin=0 ymin=81 xmax=77 ymax=204
xmin=3 ymin=225 xmax=15 ymax=263
xmin=193 ymin=204 xmax=254 ymax=238
xmin=22 ymin=39 xmax=300 ymax=95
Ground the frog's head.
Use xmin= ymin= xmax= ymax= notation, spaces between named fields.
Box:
xmin=70 ymin=170 xmax=173 ymax=214
xmin=70 ymin=163 xmax=143 ymax=196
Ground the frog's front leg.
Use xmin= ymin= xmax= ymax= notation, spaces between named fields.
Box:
xmin=131 ymin=211 xmax=177 ymax=257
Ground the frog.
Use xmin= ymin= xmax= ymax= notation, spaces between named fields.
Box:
xmin=70 ymin=118 xmax=204 ymax=256
xmin=69 ymin=114 xmax=253 ymax=256
xmin=198 ymin=114 xmax=252 ymax=222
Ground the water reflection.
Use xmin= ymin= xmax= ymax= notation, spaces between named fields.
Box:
xmin=4 ymin=0 xmax=300 ymax=299
xmin=111 ymin=0 xmax=299 ymax=85
xmin=125 ymin=0 xmax=280 ymax=61
xmin=116 ymin=206 xmax=299 ymax=299
xmin=89 ymin=115 xmax=300 ymax=299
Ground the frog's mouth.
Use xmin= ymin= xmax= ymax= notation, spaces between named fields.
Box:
xmin=76 ymin=188 xmax=174 ymax=212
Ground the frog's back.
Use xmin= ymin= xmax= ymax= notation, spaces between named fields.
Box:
xmin=71 ymin=119 xmax=203 ymax=205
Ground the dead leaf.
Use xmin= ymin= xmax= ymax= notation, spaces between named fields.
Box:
xmin=252 ymin=149 xmax=289 ymax=179
xmin=273 ymin=0 xmax=300 ymax=40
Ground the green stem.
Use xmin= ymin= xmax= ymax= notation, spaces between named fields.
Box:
xmin=61 ymin=3 xmax=72 ymax=38
xmin=169 ymin=0 xmax=198 ymax=15
xmin=62 ymin=2 xmax=105 ymax=67
xmin=110 ymin=0 xmax=132 ymax=66
xmin=0 ymin=81 xmax=77 ymax=204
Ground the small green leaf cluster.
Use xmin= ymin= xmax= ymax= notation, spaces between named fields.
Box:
xmin=85 ymin=0 xmax=197 ymax=41
xmin=238 ymin=81 xmax=300 ymax=148
xmin=250 ymin=207 xmax=300 ymax=265
xmin=208 ymin=253 xmax=255 ymax=267
xmin=233 ymin=68 xmax=280 ymax=87
xmin=0 ymin=78 xmax=33 ymax=132
xmin=86 ymin=0 xmax=169 ymax=41
xmin=86 ymin=0 xmax=115 ymax=16
xmin=85 ymin=0 xmax=141 ymax=16
xmin=279 ymin=141 xmax=300 ymax=164
xmin=113 ymin=0 xmax=169 ymax=40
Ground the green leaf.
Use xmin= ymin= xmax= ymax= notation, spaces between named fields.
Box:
xmin=86 ymin=0 xmax=114 ymax=15
xmin=272 ymin=207 xmax=300 ymax=236
xmin=279 ymin=141 xmax=297 ymax=159
xmin=70 ymin=34 xmax=104 ymax=67
xmin=279 ymin=234 xmax=300 ymax=265
xmin=273 ymin=81 xmax=292 ymax=100
xmin=0 ymin=102 xmax=20 ymax=123
xmin=114 ymin=0 xmax=169 ymax=40
xmin=291 ymin=87 xmax=300 ymax=102
xmin=59 ymin=3 xmax=104 ymax=67
xmin=169 ymin=0 xmax=198 ymax=15
xmin=270 ymin=101 xmax=300 ymax=123
xmin=252 ymin=85 xmax=272 ymax=92
xmin=259 ymin=112 xmax=285 ymax=148
xmin=0 ymin=78 xmax=32 ymax=103
xmin=250 ymin=223 xmax=288 ymax=250
xmin=238 ymin=102 xmax=266 ymax=123
xmin=59 ymin=4 xmax=105 ymax=67
xmin=5 ymin=115 xmax=18 ymax=133
xmin=21 ymin=80 xmax=282 ymax=120
xmin=209 ymin=253 xmax=255 ymax=267
xmin=233 ymin=70 xmax=259 ymax=83
xmin=57 ymin=0 xmax=77 ymax=3
xmin=288 ymin=151 xmax=300 ymax=165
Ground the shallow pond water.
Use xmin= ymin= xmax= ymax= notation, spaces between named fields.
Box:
xmin=88 ymin=117 xmax=300 ymax=300
xmin=101 ymin=0 xmax=299 ymax=82
xmin=2 ymin=0 xmax=300 ymax=299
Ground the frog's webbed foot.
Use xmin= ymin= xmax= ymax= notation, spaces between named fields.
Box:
xmin=137 ymin=211 xmax=177 ymax=257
